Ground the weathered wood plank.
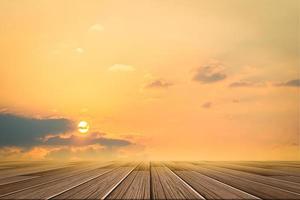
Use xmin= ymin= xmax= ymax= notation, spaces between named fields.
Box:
xmin=270 ymin=175 xmax=300 ymax=184
xmin=166 ymin=162 xmax=259 ymax=199
xmin=0 ymin=163 xmax=103 ymax=196
xmin=52 ymin=163 xmax=137 ymax=199
xmin=107 ymin=162 xmax=150 ymax=199
xmin=151 ymin=162 xmax=203 ymax=199
xmin=0 ymin=176 xmax=39 ymax=186
xmin=189 ymin=162 xmax=300 ymax=199
xmin=0 ymin=163 xmax=70 ymax=179
xmin=207 ymin=162 xmax=300 ymax=176
xmin=1 ymin=161 xmax=300 ymax=199
xmin=0 ymin=162 xmax=114 ymax=199
xmin=201 ymin=163 xmax=300 ymax=194
xmin=232 ymin=161 xmax=300 ymax=175
xmin=201 ymin=162 xmax=300 ymax=183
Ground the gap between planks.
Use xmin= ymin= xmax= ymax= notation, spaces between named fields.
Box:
xmin=101 ymin=163 xmax=139 ymax=200
xmin=162 ymin=163 xmax=206 ymax=200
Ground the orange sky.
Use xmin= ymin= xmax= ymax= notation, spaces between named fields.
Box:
xmin=0 ymin=0 xmax=299 ymax=161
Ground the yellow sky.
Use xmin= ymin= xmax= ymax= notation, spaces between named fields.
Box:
xmin=0 ymin=0 xmax=299 ymax=160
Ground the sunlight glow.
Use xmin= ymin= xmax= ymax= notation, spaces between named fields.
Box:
xmin=78 ymin=121 xmax=89 ymax=134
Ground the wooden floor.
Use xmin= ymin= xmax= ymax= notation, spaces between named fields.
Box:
xmin=0 ymin=161 xmax=299 ymax=199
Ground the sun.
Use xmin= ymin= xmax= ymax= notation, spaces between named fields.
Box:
xmin=78 ymin=121 xmax=89 ymax=134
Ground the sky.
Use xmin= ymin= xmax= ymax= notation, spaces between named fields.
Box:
xmin=0 ymin=0 xmax=299 ymax=161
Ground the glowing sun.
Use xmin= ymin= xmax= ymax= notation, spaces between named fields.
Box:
xmin=78 ymin=121 xmax=89 ymax=134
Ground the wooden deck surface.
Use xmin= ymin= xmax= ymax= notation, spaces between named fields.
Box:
xmin=0 ymin=161 xmax=299 ymax=199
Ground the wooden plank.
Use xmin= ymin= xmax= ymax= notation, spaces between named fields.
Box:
xmin=201 ymin=164 xmax=300 ymax=194
xmin=0 ymin=176 xmax=39 ymax=186
xmin=201 ymin=162 xmax=300 ymax=183
xmin=188 ymin=162 xmax=300 ymax=199
xmin=0 ymin=162 xmax=113 ymax=198
xmin=1 ymin=161 xmax=300 ymax=199
xmin=0 ymin=163 xmax=120 ymax=199
xmin=207 ymin=162 xmax=300 ymax=176
xmin=0 ymin=162 xmax=90 ymax=186
xmin=270 ymin=175 xmax=300 ymax=184
xmin=0 ymin=164 xmax=94 ymax=195
xmin=166 ymin=162 xmax=259 ymax=199
xmin=227 ymin=163 xmax=300 ymax=184
xmin=0 ymin=163 xmax=70 ymax=179
xmin=107 ymin=162 xmax=150 ymax=199
xmin=51 ymin=163 xmax=137 ymax=199
xmin=235 ymin=161 xmax=300 ymax=168
xmin=151 ymin=162 xmax=204 ymax=199
xmin=232 ymin=161 xmax=300 ymax=175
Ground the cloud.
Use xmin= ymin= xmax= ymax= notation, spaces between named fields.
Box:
xmin=0 ymin=113 xmax=139 ymax=161
xmin=108 ymin=64 xmax=135 ymax=72
xmin=44 ymin=142 xmax=143 ymax=161
xmin=275 ymin=79 xmax=300 ymax=87
xmin=44 ymin=132 xmax=132 ymax=148
xmin=193 ymin=63 xmax=226 ymax=83
xmin=145 ymin=79 xmax=173 ymax=89
xmin=0 ymin=145 xmax=113 ymax=161
xmin=89 ymin=24 xmax=104 ymax=32
xmin=229 ymin=81 xmax=265 ymax=88
xmin=202 ymin=102 xmax=212 ymax=108
xmin=0 ymin=113 xmax=74 ymax=147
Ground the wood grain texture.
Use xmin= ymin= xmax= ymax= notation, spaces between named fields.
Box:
xmin=52 ymin=163 xmax=137 ymax=199
xmin=166 ymin=162 xmax=258 ymax=199
xmin=206 ymin=162 xmax=300 ymax=176
xmin=107 ymin=162 xmax=150 ymax=200
xmin=189 ymin=162 xmax=300 ymax=199
xmin=0 ymin=162 xmax=107 ymax=196
xmin=0 ymin=175 xmax=38 ymax=186
xmin=201 ymin=164 xmax=300 ymax=194
xmin=0 ymin=162 xmax=116 ymax=199
xmin=151 ymin=162 xmax=203 ymax=199
xmin=206 ymin=162 xmax=300 ymax=184
xmin=0 ymin=161 xmax=299 ymax=199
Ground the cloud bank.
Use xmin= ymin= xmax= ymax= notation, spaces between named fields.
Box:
xmin=0 ymin=113 xmax=74 ymax=147
xmin=0 ymin=113 xmax=136 ymax=160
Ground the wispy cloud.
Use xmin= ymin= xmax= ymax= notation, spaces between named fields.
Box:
xmin=275 ymin=79 xmax=300 ymax=87
xmin=44 ymin=132 xmax=132 ymax=148
xmin=193 ymin=62 xmax=226 ymax=83
xmin=108 ymin=64 xmax=135 ymax=72
xmin=145 ymin=79 xmax=173 ymax=89
xmin=229 ymin=80 xmax=265 ymax=88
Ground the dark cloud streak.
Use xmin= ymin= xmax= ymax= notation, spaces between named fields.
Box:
xmin=229 ymin=80 xmax=266 ymax=88
xmin=145 ymin=79 xmax=173 ymax=89
xmin=45 ymin=132 xmax=132 ymax=148
xmin=276 ymin=79 xmax=300 ymax=87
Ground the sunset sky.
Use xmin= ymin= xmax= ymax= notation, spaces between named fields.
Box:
xmin=0 ymin=0 xmax=299 ymax=161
